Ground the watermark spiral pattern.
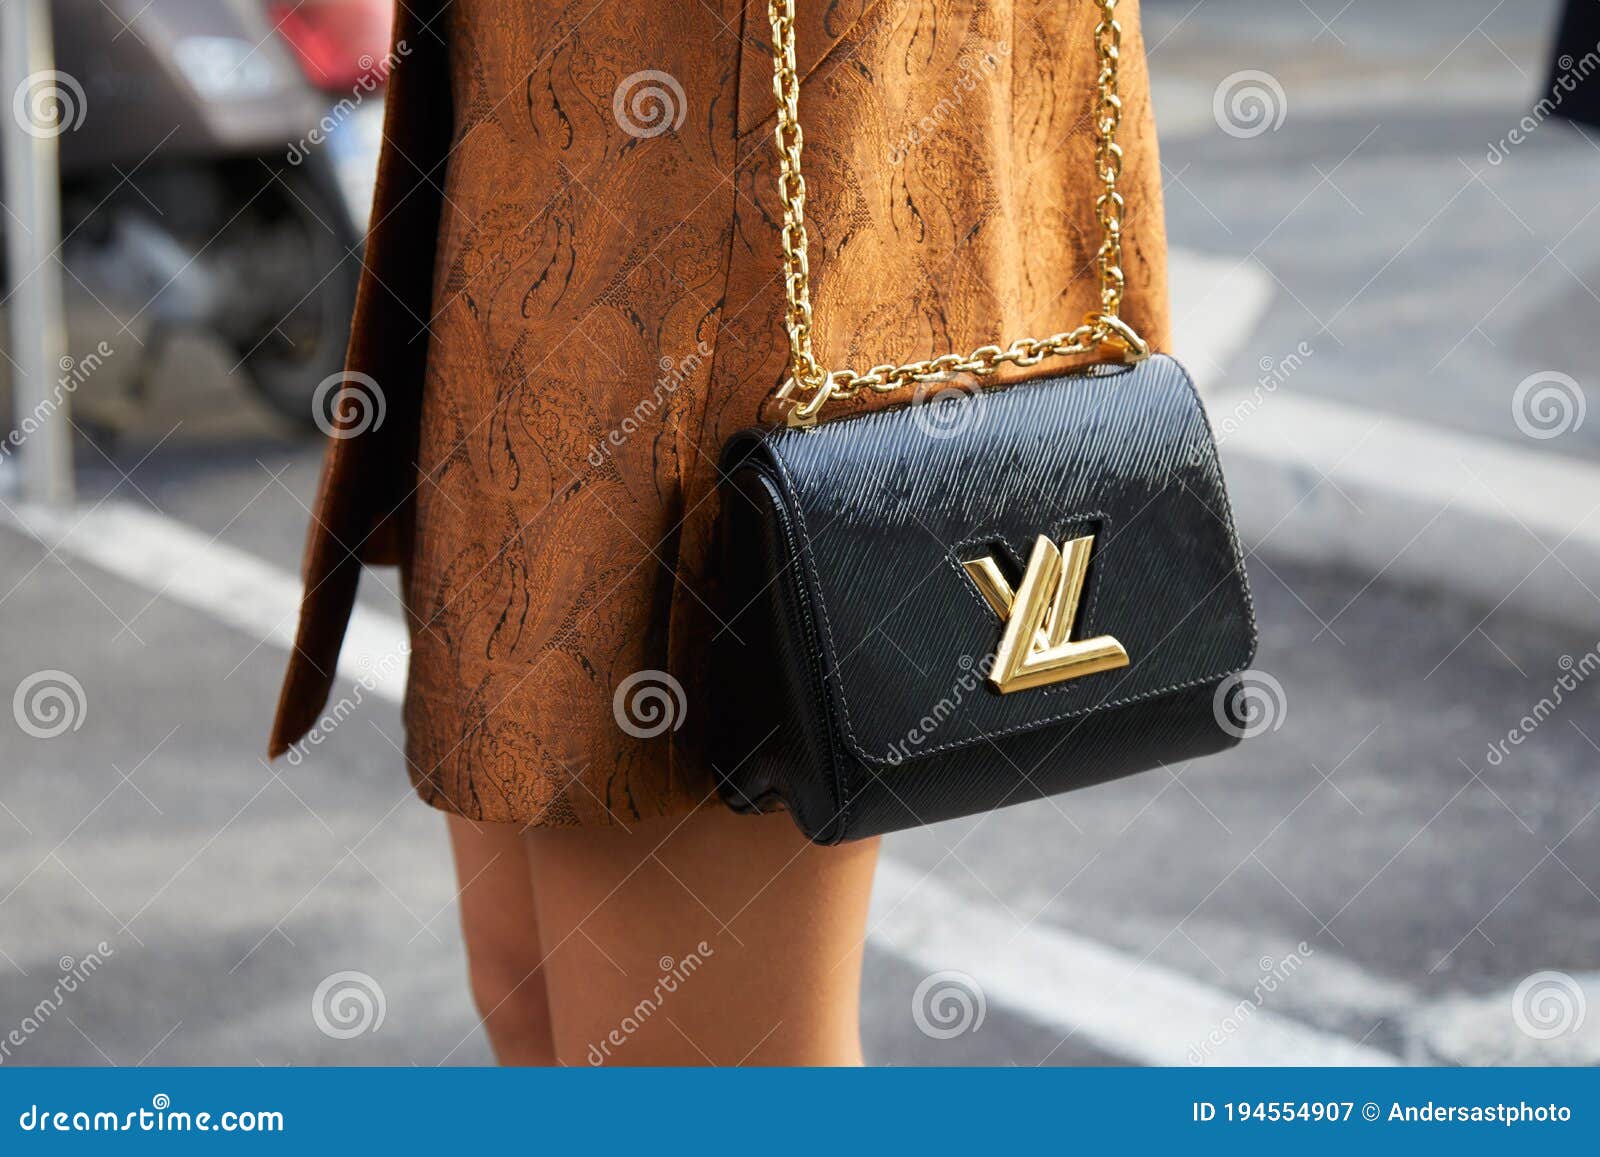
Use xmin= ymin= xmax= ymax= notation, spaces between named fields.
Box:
xmin=311 ymin=971 xmax=386 ymax=1040
xmin=1212 ymin=69 xmax=1288 ymax=139
xmin=1212 ymin=668 xmax=1288 ymax=740
xmin=12 ymin=70 xmax=87 ymax=139
xmin=912 ymin=970 xmax=987 ymax=1039
xmin=1512 ymin=371 xmax=1586 ymax=440
xmin=612 ymin=669 xmax=687 ymax=738
xmin=911 ymin=377 xmax=988 ymax=440
xmin=13 ymin=670 xmax=87 ymax=739
xmin=1511 ymin=970 xmax=1586 ymax=1040
xmin=612 ymin=70 xmax=686 ymax=139
xmin=312 ymin=372 xmax=387 ymax=439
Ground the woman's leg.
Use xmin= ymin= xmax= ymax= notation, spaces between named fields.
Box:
xmin=525 ymin=804 xmax=880 ymax=1066
xmin=445 ymin=814 xmax=556 ymax=1065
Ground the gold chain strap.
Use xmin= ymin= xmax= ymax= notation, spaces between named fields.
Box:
xmin=768 ymin=0 xmax=1148 ymax=428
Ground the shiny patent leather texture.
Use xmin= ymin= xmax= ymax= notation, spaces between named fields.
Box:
xmin=711 ymin=355 xmax=1258 ymax=844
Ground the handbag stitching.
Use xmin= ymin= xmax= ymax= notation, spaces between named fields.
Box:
xmin=755 ymin=356 xmax=1258 ymax=769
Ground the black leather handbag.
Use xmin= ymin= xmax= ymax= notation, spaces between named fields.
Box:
xmin=711 ymin=0 xmax=1257 ymax=844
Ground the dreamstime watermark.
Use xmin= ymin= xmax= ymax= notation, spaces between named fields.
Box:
xmin=2 ymin=342 xmax=115 ymax=461
xmin=1511 ymin=370 xmax=1586 ymax=440
xmin=17 ymin=1095 xmax=284 ymax=1134
xmin=1510 ymin=970 xmax=1586 ymax=1040
xmin=910 ymin=375 xmax=988 ymax=440
xmin=311 ymin=970 xmax=386 ymax=1040
xmin=1484 ymin=644 xmax=1598 ymax=767
xmin=286 ymin=39 xmax=411 ymax=164
xmin=12 ymin=69 xmax=87 ymax=139
xmin=1487 ymin=42 xmax=1600 ymax=164
xmin=1187 ymin=942 xmax=1315 ymax=1064
xmin=12 ymin=670 xmax=87 ymax=740
xmin=586 ymin=341 xmax=711 ymax=466
xmin=912 ymin=970 xmax=986 ymax=1039
xmin=886 ymin=39 xmax=1011 ymax=164
xmin=586 ymin=942 xmax=715 ymax=1064
xmin=0 ymin=943 xmax=114 ymax=1065
xmin=1212 ymin=668 xmax=1287 ymax=740
xmin=1196 ymin=341 xmax=1314 ymax=462
xmin=883 ymin=654 xmax=994 ymax=765
xmin=312 ymin=371 xmax=387 ymax=439
xmin=613 ymin=70 xmax=686 ymax=138
xmin=1213 ymin=70 xmax=1287 ymax=139
xmin=612 ymin=669 xmax=687 ymax=739
xmin=284 ymin=642 xmax=410 ymax=766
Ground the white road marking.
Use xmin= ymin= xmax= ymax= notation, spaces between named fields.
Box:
xmin=871 ymin=859 xmax=1400 ymax=1066
xmin=5 ymin=500 xmax=407 ymax=702
xmin=1167 ymin=248 xmax=1276 ymax=394
xmin=1168 ymin=246 xmax=1600 ymax=624
xmin=1214 ymin=385 xmax=1600 ymax=627
xmin=1170 ymin=240 xmax=1594 ymax=548
xmin=4 ymin=495 xmax=1407 ymax=1065
xmin=1413 ymin=970 xmax=1600 ymax=1066
xmin=1150 ymin=74 xmax=1530 ymax=143
xmin=1225 ymin=390 xmax=1600 ymax=555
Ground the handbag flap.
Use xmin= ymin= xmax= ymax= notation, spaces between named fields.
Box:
xmin=723 ymin=355 xmax=1257 ymax=770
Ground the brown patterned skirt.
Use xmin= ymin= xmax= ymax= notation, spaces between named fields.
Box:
xmin=398 ymin=0 xmax=1171 ymax=828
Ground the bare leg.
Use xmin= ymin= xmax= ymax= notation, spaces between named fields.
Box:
xmin=525 ymin=804 xmax=880 ymax=1066
xmin=445 ymin=814 xmax=556 ymax=1065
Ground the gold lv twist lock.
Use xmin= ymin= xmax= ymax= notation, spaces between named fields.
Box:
xmin=963 ymin=535 xmax=1130 ymax=692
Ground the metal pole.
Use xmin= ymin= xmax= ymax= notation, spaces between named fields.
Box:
xmin=2 ymin=0 xmax=73 ymax=507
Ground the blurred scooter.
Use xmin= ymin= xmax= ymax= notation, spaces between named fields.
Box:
xmin=26 ymin=0 xmax=391 ymax=431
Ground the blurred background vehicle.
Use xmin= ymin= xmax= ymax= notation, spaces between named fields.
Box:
xmin=4 ymin=0 xmax=388 ymax=437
